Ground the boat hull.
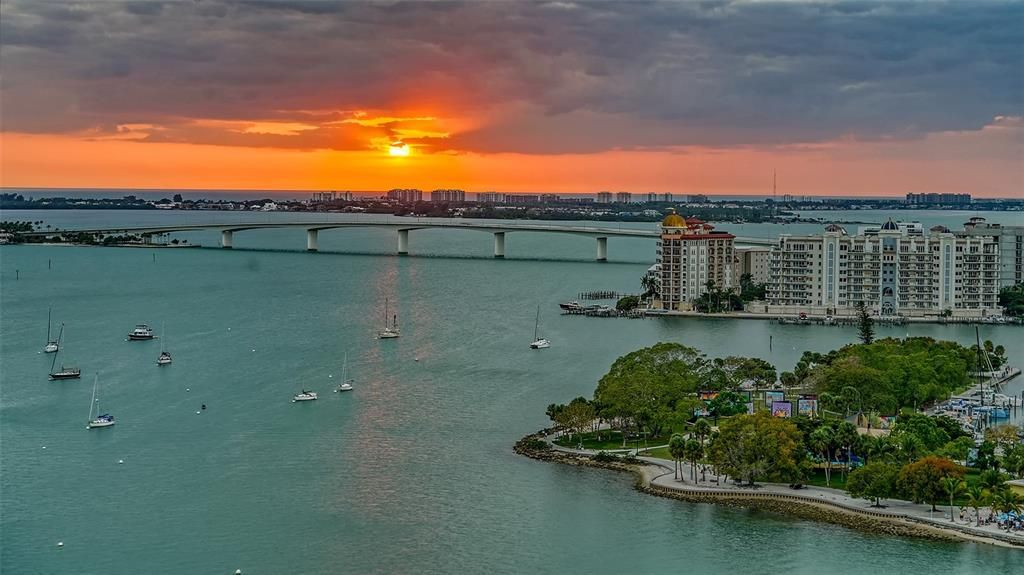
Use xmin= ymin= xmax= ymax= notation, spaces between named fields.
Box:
xmin=49 ymin=372 xmax=81 ymax=381
xmin=87 ymin=420 xmax=115 ymax=429
xmin=128 ymin=335 xmax=155 ymax=340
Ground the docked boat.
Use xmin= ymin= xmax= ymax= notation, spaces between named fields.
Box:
xmin=128 ymin=324 xmax=155 ymax=340
xmin=293 ymin=390 xmax=318 ymax=402
xmin=44 ymin=307 xmax=59 ymax=353
xmin=530 ymin=305 xmax=550 ymax=349
xmin=378 ymin=298 xmax=400 ymax=339
xmin=559 ymin=300 xmax=583 ymax=311
xmin=86 ymin=374 xmax=115 ymax=429
xmin=156 ymin=322 xmax=172 ymax=365
xmin=334 ymin=353 xmax=354 ymax=392
xmin=48 ymin=327 xmax=81 ymax=380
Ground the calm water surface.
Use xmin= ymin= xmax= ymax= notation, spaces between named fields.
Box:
xmin=2 ymin=210 xmax=1023 ymax=574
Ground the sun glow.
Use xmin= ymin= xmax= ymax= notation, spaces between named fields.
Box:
xmin=388 ymin=142 xmax=410 ymax=157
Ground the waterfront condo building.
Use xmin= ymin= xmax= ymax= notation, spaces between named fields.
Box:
xmin=596 ymin=191 xmax=613 ymax=203
xmin=736 ymin=247 xmax=772 ymax=284
xmin=430 ymin=189 xmax=466 ymax=202
xmin=656 ymin=211 xmax=736 ymax=311
xmin=959 ymin=217 xmax=1024 ymax=288
xmin=615 ymin=192 xmax=633 ymax=203
xmin=764 ymin=220 xmax=1003 ymax=318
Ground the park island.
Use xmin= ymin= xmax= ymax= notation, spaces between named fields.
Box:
xmin=517 ymin=336 xmax=1024 ymax=547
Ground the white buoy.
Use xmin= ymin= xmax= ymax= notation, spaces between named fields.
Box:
xmin=186 ymin=388 xmax=191 ymax=392
xmin=196 ymin=411 xmax=201 ymax=414
xmin=118 ymin=459 xmax=124 ymax=464
xmin=57 ymin=541 xmax=63 ymax=548
xmin=42 ymin=446 xmax=47 ymax=449
xmin=328 ymin=374 xmax=333 ymax=378
xmin=252 ymin=349 xmax=256 ymax=352
xmin=236 ymin=570 xmax=242 ymax=574
xmin=414 ymin=357 xmax=420 ymax=362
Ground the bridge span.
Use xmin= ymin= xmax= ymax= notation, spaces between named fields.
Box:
xmin=25 ymin=220 xmax=775 ymax=260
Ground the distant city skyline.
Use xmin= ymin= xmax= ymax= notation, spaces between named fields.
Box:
xmin=1 ymin=1 xmax=1021 ymax=197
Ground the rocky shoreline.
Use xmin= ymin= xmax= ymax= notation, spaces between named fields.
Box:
xmin=514 ymin=431 xmax=1024 ymax=548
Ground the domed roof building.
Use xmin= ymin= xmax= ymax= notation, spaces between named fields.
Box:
xmin=661 ymin=210 xmax=687 ymax=228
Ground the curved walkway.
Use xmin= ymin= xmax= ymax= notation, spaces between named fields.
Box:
xmin=546 ymin=437 xmax=1024 ymax=547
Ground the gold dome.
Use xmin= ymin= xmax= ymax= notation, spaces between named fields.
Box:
xmin=661 ymin=211 xmax=687 ymax=228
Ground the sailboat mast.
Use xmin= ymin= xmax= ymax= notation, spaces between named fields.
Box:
xmin=50 ymin=324 xmax=63 ymax=373
xmin=88 ymin=374 xmax=98 ymax=421
xmin=534 ymin=306 xmax=540 ymax=340
xmin=47 ymin=307 xmax=52 ymax=342
xmin=384 ymin=298 xmax=389 ymax=328
xmin=161 ymin=321 xmax=166 ymax=353
xmin=976 ymin=326 xmax=984 ymax=405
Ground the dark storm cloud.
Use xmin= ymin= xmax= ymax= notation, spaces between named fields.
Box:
xmin=0 ymin=0 xmax=1020 ymax=153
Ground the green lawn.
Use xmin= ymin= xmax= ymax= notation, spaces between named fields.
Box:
xmin=553 ymin=430 xmax=672 ymax=451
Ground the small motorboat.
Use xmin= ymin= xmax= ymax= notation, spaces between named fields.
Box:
xmin=128 ymin=324 xmax=155 ymax=340
xmin=559 ymin=301 xmax=583 ymax=311
xmin=292 ymin=390 xmax=318 ymax=402
xmin=157 ymin=351 xmax=172 ymax=366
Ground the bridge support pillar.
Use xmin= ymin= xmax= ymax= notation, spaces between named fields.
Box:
xmin=398 ymin=229 xmax=409 ymax=255
xmin=221 ymin=230 xmax=233 ymax=249
xmin=596 ymin=237 xmax=608 ymax=261
xmin=306 ymin=229 xmax=319 ymax=251
xmin=493 ymin=232 xmax=505 ymax=258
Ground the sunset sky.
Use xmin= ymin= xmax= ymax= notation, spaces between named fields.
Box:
xmin=1 ymin=1 xmax=1021 ymax=197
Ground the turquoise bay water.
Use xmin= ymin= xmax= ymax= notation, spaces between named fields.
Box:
xmin=2 ymin=210 xmax=1023 ymax=574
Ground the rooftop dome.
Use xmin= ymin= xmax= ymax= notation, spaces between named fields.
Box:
xmin=880 ymin=219 xmax=899 ymax=231
xmin=661 ymin=210 xmax=687 ymax=228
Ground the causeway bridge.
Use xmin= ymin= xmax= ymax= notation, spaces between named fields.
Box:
xmin=26 ymin=221 xmax=775 ymax=260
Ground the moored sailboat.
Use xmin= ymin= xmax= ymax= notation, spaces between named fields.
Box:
xmin=86 ymin=374 xmax=115 ymax=429
xmin=156 ymin=322 xmax=172 ymax=365
xmin=378 ymin=298 xmax=400 ymax=339
xmin=334 ymin=353 xmax=354 ymax=392
xmin=530 ymin=305 xmax=550 ymax=349
xmin=44 ymin=307 xmax=59 ymax=353
xmin=48 ymin=325 xmax=81 ymax=380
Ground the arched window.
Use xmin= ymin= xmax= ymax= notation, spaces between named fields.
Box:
xmin=882 ymin=287 xmax=893 ymax=296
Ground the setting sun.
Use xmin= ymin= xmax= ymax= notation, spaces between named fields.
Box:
xmin=388 ymin=142 xmax=410 ymax=157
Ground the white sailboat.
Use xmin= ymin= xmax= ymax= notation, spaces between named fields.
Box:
xmin=293 ymin=389 xmax=318 ymax=402
xmin=48 ymin=324 xmax=81 ymax=380
xmin=44 ymin=307 xmax=59 ymax=353
xmin=156 ymin=321 xmax=172 ymax=365
xmin=86 ymin=374 xmax=115 ymax=429
xmin=334 ymin=353 xmax=354 ymax=392
xmin=530 ymin=305 xmax=550 ymax=349
xmin=378 ymin=298 xmax=400 ymax=339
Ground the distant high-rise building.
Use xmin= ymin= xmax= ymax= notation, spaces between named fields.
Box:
xmin=596 ymin=192 xmax=613 ymax=204
xmin=386 ymin=189 xmax=423 ymax=202
xmin=540 ymin=194 xmax=560 ymax=203
xmin=615 ymin=192 xmax=633 ymax=203
xmin=906 ymin=192 xmax=971 ymax=205
xmin=661 ymin=193 xmax=672 ymax=202
xmin=430 ymin=189 xmax=466 ymax=202
xmin=645 ymin=193 xmax=659 ymax=203
xmin=476 ymin=192 xmax=505 ymax=203
xmin=687 ymin=194 xmax=709 ymax=203
xmin=960 ymin=217 xmax=1024 ymax=287
xmin=505 ymin=194 xmax=540 ymax=204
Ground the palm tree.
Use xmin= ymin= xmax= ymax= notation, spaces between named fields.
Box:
xmin=834 ymin=421 xmax=859 ymax=480
xmin=898 ymin=433 xmax=925 ymax=463
xmin=683 ymin=438 xmax=703 ymax=482
xmin=693 ymin=418 xmax=711 ymax=447
xmin=668 ymin=433 xmax=686 ymax=481
xmin=941 ymin=477 xmax=965 ymax=523
xmin=990 ymin=489 xmax=1023 ymax=531
xmin=809 ymin=426 xmax=835 ymax=487
xmin=965 ymin=485 xmax=988 ymax=526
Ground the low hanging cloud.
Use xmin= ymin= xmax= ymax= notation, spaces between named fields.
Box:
xmin=0 ymin=0 xmax=1020 ymax=154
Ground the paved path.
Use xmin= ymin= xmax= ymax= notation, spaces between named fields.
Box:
xmin=547 ymin=438 xmax=1023 ymax=544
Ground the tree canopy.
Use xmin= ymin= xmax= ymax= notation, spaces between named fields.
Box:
xmin=708 ymin=412 xmax=804 ymax=485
